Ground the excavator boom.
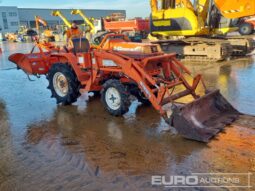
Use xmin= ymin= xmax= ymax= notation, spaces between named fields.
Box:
xmin=51 ymin=10 xmax=72 ymax=28
xmin=35 ymin=16 xmax=48 ymax=31
xmin=71 ymin=9 xmax=95 ymax=32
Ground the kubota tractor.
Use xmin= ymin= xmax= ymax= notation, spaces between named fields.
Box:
xmin=9 ymin=34 xmax=240 ymax=142
xmin=239 ymin=16 xmax=255 ymax=35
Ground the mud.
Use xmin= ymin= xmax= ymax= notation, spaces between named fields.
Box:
xmin=0 ymin=41 xmax=255 ymax=191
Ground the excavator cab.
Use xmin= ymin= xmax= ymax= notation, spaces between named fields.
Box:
xmin=150 ymin=0 xmax=206 ymax=37
xmin=150 ymin=0 xmax=253 ymax=37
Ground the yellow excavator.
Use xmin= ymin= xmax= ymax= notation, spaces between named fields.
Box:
xmin=150 ymin=0 xmax=255 ymax=61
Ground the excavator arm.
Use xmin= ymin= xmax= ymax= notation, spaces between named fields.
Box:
xmin=51 ymin=10 xmax=72 ymax=28
xmin=214 ymin=0 xmax=255 ymax=19
xmin=35 ymin=16 xmax=48 ymax=31
xmin=151 ymin=0 xmax=158 ymax=12
xmin=71 ymin=9 xmax=95 ymax=33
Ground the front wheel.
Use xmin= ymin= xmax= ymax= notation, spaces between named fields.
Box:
xmin=101 ymin=79 xmax=131 ymax=116
xmin=47 ymin=63 xmax=81 ymax=105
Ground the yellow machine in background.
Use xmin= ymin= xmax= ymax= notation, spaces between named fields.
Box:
xmin=71 ymin=9 xmax=95 ymax=33
xmin=51 ymin=10 xmax=72 ymax=28
xmin=35 ymin=16 xmax=48 ymax=32
xmin=70 ymin=9 xmax=96 ymax=41
xmin=150 ymin=0 xmax=255 ymax=61
xmin=35 ymin=16 xmax=57 ymax=42
xmin=51 ymin=10 xmax=74 ymax=42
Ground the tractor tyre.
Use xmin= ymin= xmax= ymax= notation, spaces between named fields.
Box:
xmin=101 ymin=79 xmax=131 ymax=116
xmin=239 ymin=23 xmax=253 ymax=35
xmin=47 ymin=63 xmax=81 ymax=105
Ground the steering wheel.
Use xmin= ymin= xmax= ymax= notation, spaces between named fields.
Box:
xmin=92 ymin=31 xmax=116 ymax=45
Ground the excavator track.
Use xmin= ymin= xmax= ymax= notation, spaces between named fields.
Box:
xmin=152 ymin=36 xmax=254 ymax=62
xmin=152 ymin=37 xmax=233 ymax=62
xmin=225 ymin=36 xmax=255 ymax=56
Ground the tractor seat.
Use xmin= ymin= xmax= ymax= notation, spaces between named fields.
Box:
xmin=71 ymin=37 xmax=90 ymax=54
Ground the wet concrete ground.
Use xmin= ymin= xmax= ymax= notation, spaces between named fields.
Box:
xmin=0 ymin=42 xmax=255 ymax=191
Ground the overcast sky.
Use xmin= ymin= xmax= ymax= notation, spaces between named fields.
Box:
xmin=0 ymin=0 xmax=150 ymax=18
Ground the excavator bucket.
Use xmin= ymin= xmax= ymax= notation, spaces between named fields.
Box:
xmin=167 ymin=90 xmax=240 ymax=142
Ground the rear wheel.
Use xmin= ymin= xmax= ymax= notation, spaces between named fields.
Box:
xmin=47 ymin=63 xmax=80 ymax=105
xmin=239 ymin=23 xmax=253 ymax=35
xmin=101 ymin=79 xmax=131 ymax=116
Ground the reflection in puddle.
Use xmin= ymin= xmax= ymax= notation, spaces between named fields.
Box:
xmin=24 ymin=105 xmax=205 ymax=173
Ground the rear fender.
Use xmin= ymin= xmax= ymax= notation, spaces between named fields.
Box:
xmin=9 ymin=53 xmax=52 ymax=75
xmin=50 ymin=53 xmax=83 ymax=81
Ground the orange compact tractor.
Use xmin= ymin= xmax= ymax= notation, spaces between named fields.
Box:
xmin=239 ymin=16 xmax=255 ymax=35
xmin=9 ymin=34 xmax=240 ymax=142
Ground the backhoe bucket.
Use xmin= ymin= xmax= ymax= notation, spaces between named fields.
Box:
xmin=168 ymin=90 xmax=240 ymax=142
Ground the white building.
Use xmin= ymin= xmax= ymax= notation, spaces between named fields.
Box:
xmin=0 ymin=6 xmax=126 ymax=34
xmin=0 ymin=6 xmax=20 ymax=33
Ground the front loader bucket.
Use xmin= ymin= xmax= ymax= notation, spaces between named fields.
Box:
xmin=9 ymin=53 xmax=33 ymax=74
xmin=168 ymin=90 xmax=240 ymax=142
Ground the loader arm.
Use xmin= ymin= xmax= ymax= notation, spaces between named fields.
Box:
xmin=71 ymin=9 xmax=95 ymax=33
xmin=214 ymin=0 xmax=255 ymax=19
xmin=51 ymin=10 xmax=72 ymax=28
